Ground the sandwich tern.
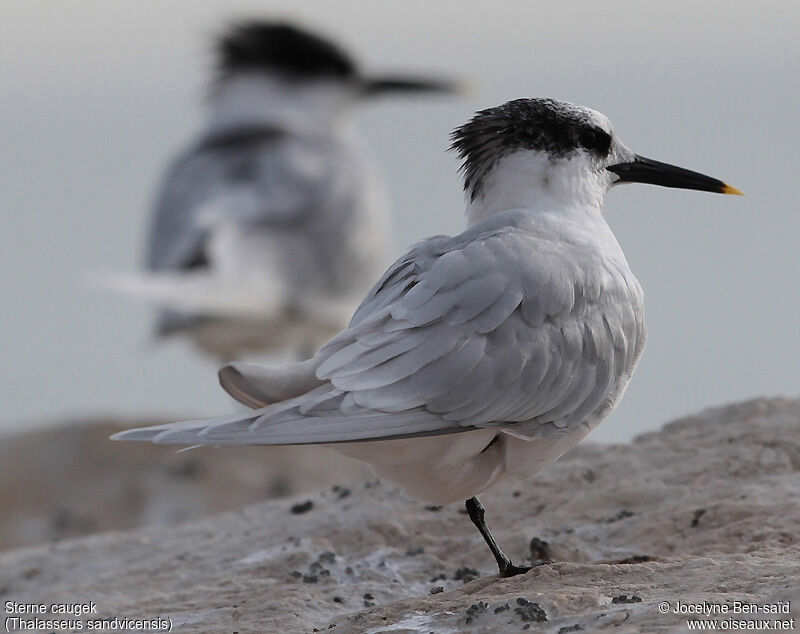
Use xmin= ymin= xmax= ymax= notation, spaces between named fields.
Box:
xmin=105 ymin=21 xmax=460 ymax=360
xmin=114 ymin=98 xmax=742 ymax=576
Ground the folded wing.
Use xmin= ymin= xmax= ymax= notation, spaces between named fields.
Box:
xmin=114 ymin=213 xmax=644 ymax=446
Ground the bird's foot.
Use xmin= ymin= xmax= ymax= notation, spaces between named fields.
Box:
xmin=498 ymin=561 xmax=532 ymax=577
xmin=498 ymin=557 xmax=548 ymax=577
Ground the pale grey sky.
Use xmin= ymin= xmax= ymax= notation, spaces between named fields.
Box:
xmin=1 ymin=0 xmax=798 ymax=441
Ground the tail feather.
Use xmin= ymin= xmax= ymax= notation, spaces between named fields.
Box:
xmin=218 ymin=359 xmax=324 ymax=409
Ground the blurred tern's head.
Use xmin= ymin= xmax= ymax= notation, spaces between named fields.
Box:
xmin=210 ymin=21 xmax=462 ymax=132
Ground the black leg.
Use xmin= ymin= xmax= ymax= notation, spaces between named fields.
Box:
xmin=465 ymin=497 xmax=531 ymax=578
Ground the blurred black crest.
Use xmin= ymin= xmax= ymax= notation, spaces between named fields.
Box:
xmin=217 ymin=21 xmax=358 ymax=81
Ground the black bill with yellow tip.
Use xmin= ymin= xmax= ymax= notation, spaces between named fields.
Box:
xmin=608 ymin=155 xmax=743 ymax=195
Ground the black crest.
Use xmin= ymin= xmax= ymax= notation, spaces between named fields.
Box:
xmin=450 ymin=98 xmax=612 ymax=199
xmin=217 ymin=21 xmax=358 ymax=81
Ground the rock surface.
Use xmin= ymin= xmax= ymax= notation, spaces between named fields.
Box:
xmin=1 ymin=397 xmax=799 ymax=633
xmin=0 ymin=419 xmax=372 ymax=551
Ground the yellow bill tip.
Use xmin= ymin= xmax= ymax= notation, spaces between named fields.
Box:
xmin=721 ymin=183 xmax=745 ymax=196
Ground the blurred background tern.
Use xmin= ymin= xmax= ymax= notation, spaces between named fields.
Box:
xmin=100 ymin=21 xmax=462 ymax=361
xmin=114 ymin=98 xmax=742 ymax=576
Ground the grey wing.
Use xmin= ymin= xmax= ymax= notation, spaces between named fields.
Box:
xmin=316 ymin=228 xmax=644 ymax=440
xmin=116 ymin=225 xmax=644 ymax=446
xmin=145 ymin=129 xmax=333 ymax=272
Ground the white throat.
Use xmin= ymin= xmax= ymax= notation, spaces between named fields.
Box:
xmin=207 ymin=73 xmax=354 ymax=136
xmin=465 ymin=151 xmax=608 ymax=226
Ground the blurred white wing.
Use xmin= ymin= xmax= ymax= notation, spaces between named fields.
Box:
xmin=146 ymin=126 xmax=331 ymax=273
xmin=89 ymin=269 xmax=281 ymax=316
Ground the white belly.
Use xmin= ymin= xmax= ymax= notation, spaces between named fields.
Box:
xmin=332 ymin=424 xmax=593 ymax=505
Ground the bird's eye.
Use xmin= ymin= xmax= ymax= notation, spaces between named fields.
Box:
xmin=578 ymin=129 xmax=611 ymax=155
